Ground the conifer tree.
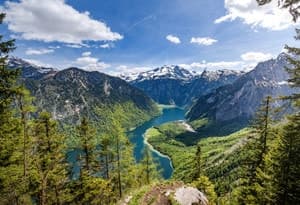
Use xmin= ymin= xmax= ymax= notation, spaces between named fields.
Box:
xmin=76 ymin=117 xmax=97 ymax=175
xmin=254 ymin=2 xmax=300 ymax=204
xmin=72 ymin=116 xmax=100 ymax=204
xmin=99 ymin=134 xmax=113 ymax=180
xmin=0 ymin=12 xmax=18 ymax=168
xmin=236 ymin=96 xmax=273 ymax=205
xmin=192 ymin=143 xmax=217 ymax=205
xmin=0 ymin=13 xmax=31 ymax=205
xmin=109 ymin=105 xmax=138 ymax=198
xmin=32 ymin=111 xmax=69 ymax=205
xmin=193 ymin=144 xmax=202 ymax=180
xmin=264 ymin=31 xmax=300 ymax=205
xmin=139 ymin=146 xmax=160 ymax=185
xmin=16 ymin=88 xmax=35 ymax=177
xmin=80 ymin=174 xmax=113 ymax=205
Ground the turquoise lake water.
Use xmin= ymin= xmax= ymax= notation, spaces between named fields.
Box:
xmin=128 ymin=107 xmax=186 ymax=179
xmin=67 ymin=107 xmax=186 ymax=179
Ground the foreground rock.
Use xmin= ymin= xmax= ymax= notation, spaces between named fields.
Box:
xmin=122 ymin=182 xmax=209 ymax=205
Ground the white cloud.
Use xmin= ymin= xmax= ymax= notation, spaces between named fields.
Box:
xmin=180 ymin=61 xmax=244 ymax=71
xmin=241 ymin=51 xmax=273 ymax=62
xmin=106 ymin=65 xmax=152 ymax=76
xmin=215 ymin=0 xmax=297 ymax=30
xmin=100 ymin=43 xmax=111 ymax=48
xmin=82 ymin=51 xmax=92 ymax=57
xmin=190 ymin=37 xmax=218 ymax=46
xmin=24 ymin=58 xmax=54 ymax=68
xmin=166 ymin=35 xmax=181 ymax=44
xmin=180 ymin=51 xmax=274 ymax=72
xmin=65 ymin=44 xmax=83 ymax=49
xmin=25 ymin=48 xmax=54 ymax=55
xmin=3 ymin=0 xmax=123 ymax=44
xmin=48 ymin=45 xmax=60 ymax=49
xmin=117 ymin=65 xmax=151 ymax=73
xmin=74 ymin=52 xmax=110 ymax=72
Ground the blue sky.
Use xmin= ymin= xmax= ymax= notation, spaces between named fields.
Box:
xmin=0 ymin=0 xmax=299 ymax=75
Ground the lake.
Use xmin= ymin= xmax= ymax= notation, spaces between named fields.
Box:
xmin=128 ymin=107 xmax=186 ymax=179
xmin=67 ymin=107 xmax=186 ymax=179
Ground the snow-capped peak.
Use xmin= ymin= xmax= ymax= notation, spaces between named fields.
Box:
xmin=7 ymin=56 xmax=56 ymax=79
xmin=199 ymin=69 xmax=245 ymax=81
xmin=120 ymin=65 xmax=196 ymax=82
xmin=8 ymin=56 xmax=55 ymax=74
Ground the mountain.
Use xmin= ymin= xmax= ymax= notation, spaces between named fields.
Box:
xmin=120 ymin=65 xmax=196 ymax=82
xmin=9 ymin=57 xmax=159 ymax=126
xmin=121 ymin=65 xmax=244 ymax=106
xmin=186 ymin=53 xmax=296 ymax=136
xmin=8 ymin=57 xmax=56 ymax=80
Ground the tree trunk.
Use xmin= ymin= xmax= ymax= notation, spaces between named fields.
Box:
xmin=116 ymin=136 xmax=122 ymax=198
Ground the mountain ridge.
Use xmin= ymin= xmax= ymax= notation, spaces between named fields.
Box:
xmin=8 ymin=57 xmax=159 ymax=127
xmin=186 ymin=53 xmax=296 ymax=136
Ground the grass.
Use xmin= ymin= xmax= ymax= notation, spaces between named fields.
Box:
xmin=127 ymin=185 xmax=151 ymax=205
xmin=190 ymin=118 xmax=209 ymax=130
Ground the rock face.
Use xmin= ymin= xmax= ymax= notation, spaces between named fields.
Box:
xmin=121 ymin=65 xmax=243 ymax=106
xmin=187 ymin=53 xmax=296 ymax=135
xmin=8 ymin=57 xmax=158 ymax=124
xmin=174 ymin=187 xmax=208 ymax=205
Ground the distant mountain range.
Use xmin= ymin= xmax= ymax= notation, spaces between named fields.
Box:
xmin=186 ymin=53 xmax=296 ymax=136
xmin=121 ymin=65 xmax=244 ymax=106
xmin=8 ymin=57 xmax=159 ymax=126
xmin=9 ymin=53 xmax=296 ymax=135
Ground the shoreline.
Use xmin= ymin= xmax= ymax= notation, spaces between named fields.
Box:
xmin=143 ymin=129 xmax=174 ymax=170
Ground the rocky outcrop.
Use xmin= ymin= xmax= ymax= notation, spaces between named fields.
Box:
xmin=122 ymin=182 xmax=209 ymax=205
xmin=174 ymin=186 xmax=208 ymax=205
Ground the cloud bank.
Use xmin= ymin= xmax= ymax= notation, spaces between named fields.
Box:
xmin=3 ymin=0 xmax=123 ymax=44
xmin=215 ymin=0 xmax=297 ymax=30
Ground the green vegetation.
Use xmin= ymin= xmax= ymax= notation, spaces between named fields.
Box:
xmin=146 ymin=124 xmax=252 ymax=197
xmin=1 ymin=3 xmax=300 ymax=204
xmin=101 ymin=101 xmax=160 ymax=130
xmin=190 ymin=118 xmax=209 ymax=130
xmin=0 ymin=14 xmax=161 ymax=204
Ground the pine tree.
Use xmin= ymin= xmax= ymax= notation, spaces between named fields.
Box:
xmin=76 ymin=117 xmax=98 ymax=175
xmin=108 ymin=105 xmax=138 ymax=199
xmin=139 ymin=146 xmax=160 ymax=185
xmin=32 ymin=111 xmax=69 ymax=205
xmin=0 ymin=13 xmax=32 ymax=205
xmin=99 ymin=134 xmax=113 ymax=180
xmin=264 ymin=31 xmax=300 ymax=205
xmin=193 ymin=144 xmax=202 ymax=180
xmin=0 ymin=12 xmax=18 ymax=168
xmin=192 ymin=176 xmax=217 ymax=205
xmin=235 ymin=96 xmax=273 ymax=205
xmin=191 ymin=143 xmax=217 ymax=205
xmin=16 ymin=88 xmax=35 ymax=178
xmin=80 ymin=174 xmax=113 ymax=205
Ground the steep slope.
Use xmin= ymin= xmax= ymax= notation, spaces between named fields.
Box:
xmin=9 ymin=58 xmax=159 ymax=126
xmin=187 ymin=53 xmax=295 ymax=136
xmin=122 ymin=65 xmax=243 ymax=106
